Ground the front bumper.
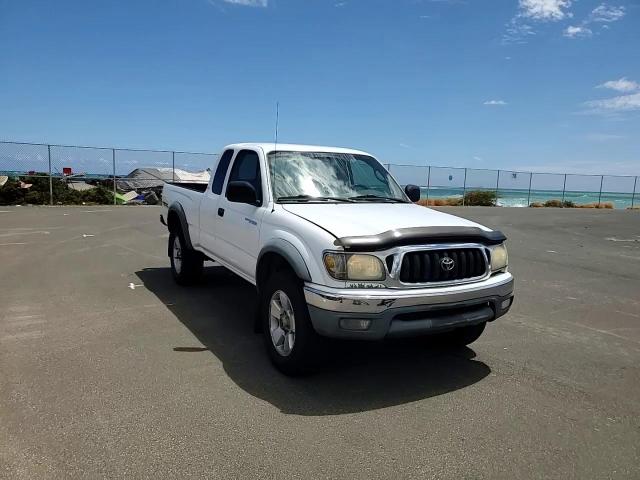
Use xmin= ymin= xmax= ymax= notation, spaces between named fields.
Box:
xmin=304 ymin=272 xmax=514 ymax=340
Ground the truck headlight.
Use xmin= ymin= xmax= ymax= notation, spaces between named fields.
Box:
xmin=489 ymin=244 xmax=508 ymax=272
xmin=323 ymin=253 xmax=385 ymax=281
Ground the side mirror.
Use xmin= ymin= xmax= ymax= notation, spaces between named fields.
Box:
xmin=227 ymin=181 xmax=261 ymax=206
xmin=404 ymin=184 xmax=421 ymax=203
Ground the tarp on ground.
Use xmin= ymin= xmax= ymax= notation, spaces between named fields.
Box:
xmin=68 ymin=181 xmax=96 ymax=191
xmin=116 ymin=168 xmax=210 ymax=191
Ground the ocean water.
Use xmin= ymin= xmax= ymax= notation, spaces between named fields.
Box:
xmin=421 ymin=187 xmax=638 ymax=209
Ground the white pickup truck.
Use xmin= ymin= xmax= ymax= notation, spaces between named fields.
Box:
xmin=161 ymin=143 xmax=514 ymax=374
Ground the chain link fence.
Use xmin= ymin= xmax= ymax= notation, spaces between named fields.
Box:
xmin=1 ymin=140 xmax=637 ymax=208
xmin=0 ymin=141 xmax=217 ymax=206
xmin=386 ymin=164 xmax=638 ymax=209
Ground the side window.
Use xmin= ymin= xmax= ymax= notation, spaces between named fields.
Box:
xmin=211 ymin=149 xmax=234 ymax=194
xmin=226 ymin=150 xmax=262 ymax=202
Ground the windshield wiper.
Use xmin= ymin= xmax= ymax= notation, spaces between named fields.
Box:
xmin=348 ymin=195 xmax=408 ymax=203
xmin=277 ymin=195 xmax=355 ymax=203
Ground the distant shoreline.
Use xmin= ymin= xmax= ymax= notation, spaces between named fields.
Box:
xmin=420 ymin=187 xmax=636 ymax=209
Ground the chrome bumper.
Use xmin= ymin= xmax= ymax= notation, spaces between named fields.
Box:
xmin=303 ymin=273 xmax=514 ymax=339
xmin=304 ymin=272 xmax=514 ymax=315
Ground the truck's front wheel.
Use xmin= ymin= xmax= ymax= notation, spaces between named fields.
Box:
xmin=169 ymin=230 xmax=203 ymax=285
xmin=261 ymin=270 xmax=320 ymax=376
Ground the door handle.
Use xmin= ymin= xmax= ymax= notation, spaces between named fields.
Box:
xmin=217 ymin=208 xmax=225 ymax=217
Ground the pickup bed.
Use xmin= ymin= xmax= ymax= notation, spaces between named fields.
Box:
xmin=162 ymin=143 xmax=514 ymax=375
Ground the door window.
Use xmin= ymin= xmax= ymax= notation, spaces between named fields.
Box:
xmin=211 ymin=149 xmax=234 ymax=194
xmin=226 ymin=150 xmax=262 ymax=203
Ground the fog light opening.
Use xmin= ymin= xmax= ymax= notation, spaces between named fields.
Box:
xmin=339 ymin=318 xmax=372 ymax=331
xmin=501 ymin=298 xmax=513 ymax=310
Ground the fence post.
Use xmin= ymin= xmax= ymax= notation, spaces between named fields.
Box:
xmin=598 ymin=175 xmax=604 ymax=207
xmin=527 ymin=173 xmax=533 ymax=207
xmin=47 ymin=144 xmax=53 ymax=205
xmin=426 ymin=166 xmax=431 ymax=205
xmin=112 ymin=149 xmax=117 ymax=206
xmin=172 ymin=151 xmax=176 ymax=182
xmin=495 ymin=170 xmax=500 ymax=206
xmin=561 ymin=174 xmax=567 ymax=206
xmin=632 ymin=176 xmax=638 ymax=209
xmin=462 ymin=168 xmax=467 ymax=206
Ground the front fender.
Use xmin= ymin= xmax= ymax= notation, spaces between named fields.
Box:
xmin=258 ymin=239 xmax=312 ymax=282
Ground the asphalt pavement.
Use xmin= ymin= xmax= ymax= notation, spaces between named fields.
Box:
xmin=1 ymin=205 xmax=639 ymax=479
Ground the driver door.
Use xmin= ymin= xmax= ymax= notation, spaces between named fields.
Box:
xmin=215 ymin=149 xmax=267 ymax=279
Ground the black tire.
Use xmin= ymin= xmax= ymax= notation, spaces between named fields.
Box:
xmin=169 ymin=230 xmax=204 ymax=285
xmin=261 ymin=270 xmax=320 ymax=376
xmin=442 ymin=322 xmax=486 ymax=347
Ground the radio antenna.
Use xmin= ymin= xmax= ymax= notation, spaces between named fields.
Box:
xmin=274 ymin=101 xmax=280 ymax=149
xmin=272 ymin=101 xmax=280 ymax=213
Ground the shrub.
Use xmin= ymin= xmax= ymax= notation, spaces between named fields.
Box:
xmin=464 ymin=190 xmax=497 ymax=206
xmin=416 ymin=190 xmax=497 ymax=207
xmin=530 ymin=200 xmax=615 ymax=209
xmin=542 ymin=199 xmax=563 ymax=208
xmin=538 ymin=199 xmax=575 ymax=208
xmin=575 ymin=202 xmax=614 ymax=209
xmin=417 ymin=198 xmax=462 ymax=207
xmin=0 ymin=176 xmax=115 ymax=206
xmin=81 ymin=186 xmax=113 ymax=204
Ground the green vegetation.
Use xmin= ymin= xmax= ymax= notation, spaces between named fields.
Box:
xmin=0 ymin=175 xmax=114 ymax=206
xmin=530 ymin=199 xmax=614 ymax=209
xmin=530 ymin=199 xmax=576 ymax=208
xmin=417 ymin=190 xmax=498 ymax=207
xmin=463 ymin=190 xmax=497 ymax=206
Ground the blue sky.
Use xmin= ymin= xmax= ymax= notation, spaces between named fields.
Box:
xmin=0 ymin=0 xmax=638 ymax=175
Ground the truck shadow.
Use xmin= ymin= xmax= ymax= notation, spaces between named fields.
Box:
xmin=136 ymin=267 xmax=491 ymax=416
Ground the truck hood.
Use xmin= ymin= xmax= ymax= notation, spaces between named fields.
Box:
xmin=281 ymin=203 xmax=490 ymax=239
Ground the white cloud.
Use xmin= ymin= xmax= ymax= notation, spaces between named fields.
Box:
xmin=584 ymin=92 xmax=640 ymax=113
xmin=589 ymin=4 xmax=625 ymax=22
xmin=483 ymin=100 xmax=508 ymax=106
xmin=502 ymin=18 xmax=536 ymax=44
xmin=503 ymin=1 xmax=571 ymax=44
xmin=506 ymin=1 xmax=625 ymax=43
xmin=563 ymin=25 xmax=592 ymax=38
xmin=563 ymin=4 xmax=625 ymax=40
xmin=222 ymin=0 xmax=267 ymax=6
xmin=583 ymin=79 xmax=640 ymax=115
xmin=598 ymin=77 xmax=640 ymax=93
xmin=519 ymin=0 xmax=572 ymax=21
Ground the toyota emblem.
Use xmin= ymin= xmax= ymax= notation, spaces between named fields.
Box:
xmin=440 ymin=256 xmax=455 ymax=272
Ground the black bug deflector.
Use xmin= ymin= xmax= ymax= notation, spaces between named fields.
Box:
xmin=333 ymin=226 xmax=507 ymax=252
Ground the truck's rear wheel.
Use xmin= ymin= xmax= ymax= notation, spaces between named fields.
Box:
xmin=261 ymin=270 xmax=320 ymax=376
xmin=169 ymin=230 xmax=203 ymax=285
xmin=442 ymin=322 xmax=486 ymax=347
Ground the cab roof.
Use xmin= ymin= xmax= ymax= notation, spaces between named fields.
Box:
xmin=223 ymin=143 xmax=373 ymax=157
